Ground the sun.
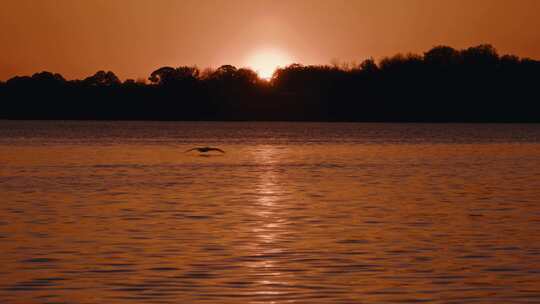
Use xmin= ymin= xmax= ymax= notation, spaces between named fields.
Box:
xmin=245 ymin=49 xmax=292 ymax=80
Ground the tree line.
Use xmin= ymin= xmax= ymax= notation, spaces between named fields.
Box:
xmin=1 ymin=44 xmax=539 ymax=122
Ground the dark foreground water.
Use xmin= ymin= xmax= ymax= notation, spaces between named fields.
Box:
xmin=1 ymin=121 xmax=540 ymax=304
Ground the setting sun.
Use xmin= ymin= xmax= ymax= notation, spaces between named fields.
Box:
xmin=245 ymin=49 xmax=293 ymax=80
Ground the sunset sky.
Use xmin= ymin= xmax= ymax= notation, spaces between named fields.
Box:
xmin=1 ymin=0 xmax=539 ymax=80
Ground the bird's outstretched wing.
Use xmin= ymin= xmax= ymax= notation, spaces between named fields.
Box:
xmin=207 ymin=147 xmax=225 ymax=153
xmin=184 ymin=148 xmax=200 ymax=153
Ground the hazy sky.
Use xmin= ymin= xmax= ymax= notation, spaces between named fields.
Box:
xmin=1 ymin=0 xmax=539 ymax=80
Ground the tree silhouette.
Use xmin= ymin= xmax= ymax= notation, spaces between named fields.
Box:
xmin=149 ymin=66 xmax=199 ymax=86
xmin=83 ymin=70 xmax=120 ymax=87
xmin=1 ymin=44 xmax=539 ymax=122
xmin=460 ymin=44 xmax=500 ymax=69
xmin=359 ymin=58 xmax=379 ymax=74
xmin=424 ymin=46 xmax=460 ymax=67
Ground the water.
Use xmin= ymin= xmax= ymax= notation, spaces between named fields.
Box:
xmin=1 ymin=121 xmax=540 ymax=304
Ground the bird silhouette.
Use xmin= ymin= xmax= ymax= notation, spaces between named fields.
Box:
xmin=184 ymin=147 xmax=225 ymax=154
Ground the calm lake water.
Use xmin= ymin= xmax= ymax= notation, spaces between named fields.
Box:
xmin=1 ymin=121 xmax=540 ymax=304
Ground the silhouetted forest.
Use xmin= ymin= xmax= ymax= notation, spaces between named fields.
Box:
xmin=1 ymin=44 xmax=539 ymax=122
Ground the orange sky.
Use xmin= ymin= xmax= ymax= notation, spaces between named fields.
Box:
xmin=1 ymin=0 xmax=539 ymax=80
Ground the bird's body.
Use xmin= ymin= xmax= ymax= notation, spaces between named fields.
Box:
xmin=184 ymin=147 xmax=225 ymax=154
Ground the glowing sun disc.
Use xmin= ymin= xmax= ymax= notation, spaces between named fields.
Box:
xmin=245 ymin=49 xmax=292 ymax=79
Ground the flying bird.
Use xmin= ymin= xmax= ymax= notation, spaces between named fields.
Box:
xmin=184 ymin=147 xmax=225 ymax=154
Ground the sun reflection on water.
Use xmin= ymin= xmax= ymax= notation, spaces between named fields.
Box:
xmin=246 ymin=146 xmax=289 ymax=295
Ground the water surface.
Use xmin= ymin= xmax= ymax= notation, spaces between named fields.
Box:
xmin=1 ymin=121 xmax=540 ymax=303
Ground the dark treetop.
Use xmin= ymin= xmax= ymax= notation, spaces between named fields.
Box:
xmin=1 ymin=44 xmax=539 ymax=122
